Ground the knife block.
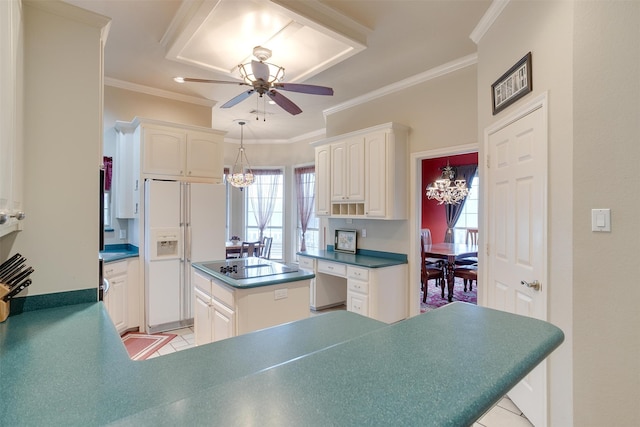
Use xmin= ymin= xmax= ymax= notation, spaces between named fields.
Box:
xmin=0 ymin=283 xmax=9 ymax=322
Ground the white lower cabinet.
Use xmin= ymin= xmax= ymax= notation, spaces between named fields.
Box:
xmin=103 ymin=258 xmax=140 ymax=334
xmin=304 ymin=257 xmax=407 ymax=324
xmin=193 ymin=269 xmax=309 ymax=346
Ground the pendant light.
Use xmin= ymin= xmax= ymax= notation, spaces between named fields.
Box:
xmin=226 ymin=121 xmax=254 ymax=189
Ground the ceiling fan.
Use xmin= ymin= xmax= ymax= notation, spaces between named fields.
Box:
xmin=174 ymin=46 xmax=333 ymax=116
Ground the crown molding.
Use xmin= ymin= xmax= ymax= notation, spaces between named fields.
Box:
xmin=323 ymin=53 xmax=478 ymax=118
xmin=104 ymin=77 xmax=217 ymax=107
xmin=470 ymin=0 xmax=511 ymax=44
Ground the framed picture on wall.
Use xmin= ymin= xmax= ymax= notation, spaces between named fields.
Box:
xmin=491 ymin=52 xmax=532 ymax=115
xmin=334 ymin=229 xmax=357 ymax=254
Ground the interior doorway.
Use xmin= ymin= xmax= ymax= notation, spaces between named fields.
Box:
xmin=409 ymin=144 xmax=479 ymax=317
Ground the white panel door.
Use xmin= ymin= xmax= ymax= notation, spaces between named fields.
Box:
xmin=486 ymin=101 xmax=548 ymax=426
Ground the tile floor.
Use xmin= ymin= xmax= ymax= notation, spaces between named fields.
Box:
xmin=145 ymin=311 xmax=532 ymax=427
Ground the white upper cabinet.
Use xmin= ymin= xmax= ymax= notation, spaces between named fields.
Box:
xmin=314 ymin=145 xmax=331 ymax=216
xmin=330 ymin=137 xmax=365 ymax=203
xmin=142 ymin=126 xmax=186 ymax=177
xmin=0 ymin=0 xmax=23 ymax=237
xmin=313 ymin=123 xmax=409 ymax=220
xmin=116 ymin=118 xmax=226 ymax=183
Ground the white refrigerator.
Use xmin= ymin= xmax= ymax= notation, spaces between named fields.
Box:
xmin=145 ymin=179 xmax=225 ymax=333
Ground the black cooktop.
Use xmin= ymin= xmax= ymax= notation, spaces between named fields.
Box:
xmin=202 ymin=258 xmax=298 ymax=280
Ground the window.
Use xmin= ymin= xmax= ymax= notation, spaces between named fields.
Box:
xmin=245 ymin=169 xmax=284 ymax=259
xmin=453 ymin=174 xmax=479 ymax=242
xmin=294 ymin=166 xmax=319 ymax=255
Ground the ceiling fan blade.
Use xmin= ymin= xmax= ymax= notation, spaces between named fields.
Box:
xmin=267 ymin=90 xmax=302 ymax=115
xmin=221 ymin=89 xmax=255 ymax=108
xmin=251 ymin=60 xmax=270 ymax=81
xmin=176 ymin=77 xmax=248 ymax=85
xmin=273 ymin=83 xmax=334 ymax=96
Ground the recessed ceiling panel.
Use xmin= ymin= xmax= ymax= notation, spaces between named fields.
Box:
xmin=164 ymin=0 xmax=366 ymax=83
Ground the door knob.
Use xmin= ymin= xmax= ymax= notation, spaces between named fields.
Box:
xmin=520 ymin=280 xmax=541 ymax=291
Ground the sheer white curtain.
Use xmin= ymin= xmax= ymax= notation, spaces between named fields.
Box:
xmin=294 ymin=166 xmax=315 ymax=251
xmin=248 ymin=169 xmax=282 ymax=242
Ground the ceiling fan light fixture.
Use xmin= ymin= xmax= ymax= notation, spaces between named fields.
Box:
xmin=238 ymin=61 xmax=284 ymax=85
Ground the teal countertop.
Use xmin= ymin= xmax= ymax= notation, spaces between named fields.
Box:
xmin=298 ymin=248 xmax=407 ymax=268
xmin=0 ymin=301 xmax=563 ymax=426
xmin=100 ymin=244 xmax=139 ymax=263
xmin=193 ymin=259 xmax=315 ymax=289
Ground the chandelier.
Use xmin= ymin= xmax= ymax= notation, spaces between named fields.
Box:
xmin=226 ymin=121 xmax=254 ymax=189
xmin=426 ymin=163 xmax=469 ymax=205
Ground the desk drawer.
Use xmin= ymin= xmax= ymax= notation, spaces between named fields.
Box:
xmin=348 ymin=279 xmax=369 ymax=295
xmin=317 ymin=260 xmax=346 ymax=277
xmin=299 ymin=256 xmax=315 ymax=270
xmin=347 ymin=266 xmax=369 ymax=282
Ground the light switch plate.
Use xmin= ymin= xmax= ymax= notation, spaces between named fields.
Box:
xmin=591 ymin=208 xmax=611 ymax=232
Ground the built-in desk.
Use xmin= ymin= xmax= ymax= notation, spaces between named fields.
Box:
xmin=298 ymin=249 xmax=408 ymax=323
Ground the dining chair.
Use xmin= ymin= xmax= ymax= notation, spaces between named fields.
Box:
xmin=421 ymin=228 xmax=443 ymax=267
xmin=240 ymin=241 xmax=259 ymax=257
xmin=454 ymin=265 xmax=478 ymax=292
xmin=259 ymin=237 xmax=273 ymax=259
xmin=456 ymin=228 xmax=479 ymax=267
xmin=421 ymin=235 xmax=445 ymax=301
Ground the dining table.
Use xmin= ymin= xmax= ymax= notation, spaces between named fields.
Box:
xmin=225 ymin=241 xmax=262 ymax=258
xmin=424 ymin=242 xmax=478 ymax=302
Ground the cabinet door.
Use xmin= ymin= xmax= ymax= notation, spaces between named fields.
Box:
xmin=108 ymin=275 xmax=128 ymax=333
xmin=0 ymin=0 xmax=23 ymax=237
xmin=126 ymin=258 xmax=140 ymax=330
xmin=314 ymin=146 xmax=331 ymax=215
xmin=142 ymin=127 xmax=186 ymax=176
xmin=186 ymin=131 xmax=223 ymax=180
xmin=115 ymin=133 xmax=139 ymax=218
xmin=345 ymin=137 xmax=365 ymax=201
xmin=365 ymin=131 xmax=388 ymax=217
xmin=194 ymin=288 xmax=212 ymax=346
xmin=330 ymin=143 xmax=347 ymax=201
xmin=212 ymin=300 xmax=235 ymax=342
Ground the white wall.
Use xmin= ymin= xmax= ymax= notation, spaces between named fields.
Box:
xmin=478 ymin=1 xmax=640 ymax=425
xmin=477 ymin=2 xmax=575 ymax=425
xmin=572 ymin=2 xmax=640 ymax=425
xmin=7 ymin=1 xmax=109 ymax=296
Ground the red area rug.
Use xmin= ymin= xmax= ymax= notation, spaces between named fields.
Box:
xmin=421 ymin=276 xmax=477 ymax=313
xmin=121 ymin=332 xmax=176 ymax=361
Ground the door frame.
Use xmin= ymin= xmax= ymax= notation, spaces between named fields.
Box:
xmin=409 ymin=143 xmax=479 ymax=317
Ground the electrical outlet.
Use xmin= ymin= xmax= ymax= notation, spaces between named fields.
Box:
xmin=274 ymin=288 xmax=288 ymax=300
xmin=119 ymin=229 xmax=127 ymax=239
xmin=361 ymin=228 xmax=367 ymax=238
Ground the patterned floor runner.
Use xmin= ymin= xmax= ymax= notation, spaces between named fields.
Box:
xmin=121 ymin=332 xmax=176 ymax=360
xmin=421 ymin=276 xmax=477 ymax=313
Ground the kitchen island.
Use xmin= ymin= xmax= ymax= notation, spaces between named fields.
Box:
xmin=0 ymin=301 xmax=564 ymax=426
xmin=191 ymin=258 xmax=315 ymax=344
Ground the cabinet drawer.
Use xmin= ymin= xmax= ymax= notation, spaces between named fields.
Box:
xmin=193 ymin=271 xmax=212 ymax=295
xmin=103 ymin=260 xmax=127 ymax=278
xmin=298 ymin=256 xmax=315 ymax=270
xmin=211 ymin=279 xmax=235 ymax=309
xmin=347 ymin=266 xmax=369 ymax=281
xmin=347 ymin=292 xmax=369 ymax=316
xmin=348 ymin=279 xmax=369 ymax=295
xmin=318 ymin=260 xmax=346 ymax=277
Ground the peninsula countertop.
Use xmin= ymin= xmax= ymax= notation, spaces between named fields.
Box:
xmin=0 ymin=301 xmax=563 ymax=426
